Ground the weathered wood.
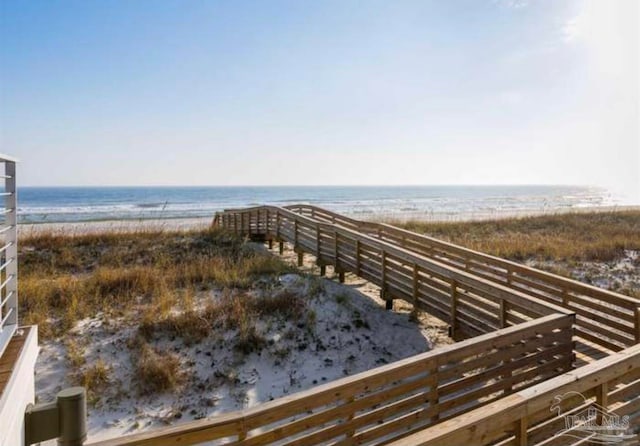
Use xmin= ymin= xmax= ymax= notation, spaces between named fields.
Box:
xmin=635 ymin=307 xmax=640 ymax=343
xmin=450 ymin=280 xmax=458 ymax=337
xmin=87 ymin=314 xmax=572 ymax=446
xmin=388 ymin=343 xmax=640 ymax=446
xmin=204 ymin=205 xmax=640 ymax=446
xmin=284 ymin=204 xmax=639 ymax=352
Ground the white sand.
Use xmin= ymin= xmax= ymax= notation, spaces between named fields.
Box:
xmin=35 ymin=265 xmax=450 ymax=442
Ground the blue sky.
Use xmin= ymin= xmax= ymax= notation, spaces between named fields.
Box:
xmin=0 ymin=1 xmax=638 ymax=201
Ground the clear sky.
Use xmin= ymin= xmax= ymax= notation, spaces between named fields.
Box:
xmin=1 ymin=1 xmax=638 ymax=201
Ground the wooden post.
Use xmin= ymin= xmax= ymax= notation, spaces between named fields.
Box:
xmin=355 ymin=239 xmax=361 ymax=276
xmin=238 ymin=422 xmax=247 ymax=441
xmin=251 ymin=210 xmax=255 ymax=235
xmin=381 ymin=250 xmax=392 ymax=310
xmin=596 ymin=382 xmax=609 ymax=424
xmin=381 ymin=250 xmax=386 ymax=289
xmin=428 ymin=364 xmax=439 ymax=423
xmin=265 ymin=209 xmax=269 ymax=235
xmin=515 ymin=418 xmax=527 ymax=446
xmin=338 ymin=271 xmax=345 ymax=283
xmin=256 ymin=210 xmax=260 ymax=234
xmin=279 ymin=241 xmax=284 ymax=255
xmin=635 ymin=307 xmax=640 ymax=344
xmin=268 ymin=239 xmax=273 ymax=250
xmin=276 ymin=211 xmax=280 ymax=239
xmin=412 ymin=264 xmax=419 ymax=305
xmin=345 ymin=396 xmax=356 ymax=439
xmin=320 ymin=265 xmax=326 ymax=276
xmin=500 ymin=299 xmax=507 ymax=328
xmin=450 ymin=280 xmax=458 ymax=337
xmin=561 ymin=287 xmax=569 ymax=307
xmin=334 ymin=230 xmax=339 ymax=268
xmin=297 ymin=252 xmax=304 ymax=267
xmin=294 ymin=219 xmax=298 ymax=248
xmin=316 ymin=223 xmax=321 ymax=257
xmin=499 ymin=298 xmax=513 ymax=395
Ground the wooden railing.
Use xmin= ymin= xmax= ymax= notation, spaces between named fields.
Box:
xmin=88 ymin=313 xmax=573 ymax=446
xmin=0 ymin=154 xmax=18 ymax=360
xmin=286 ymin=205 xmax=640 ymax=356
xmin=388 ymin=342 xmax=640 ymax=446
xmin=215 ymin=206 xmax=571 ymax=340
xmin=84 ymin=204 xmax=638 ymax=446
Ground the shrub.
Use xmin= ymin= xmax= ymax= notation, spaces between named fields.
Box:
xmin=134 ymin=341 xmax=183 ymax=394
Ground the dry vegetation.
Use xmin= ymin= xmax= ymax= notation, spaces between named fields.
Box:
xmin=24 ymin=211 xmax=640 ymax=414
xmin=394 ymin=210 xmax=640 ymax=298
xmin=19 ymin=227 xmax=292 ymax=340
xmin=138 ymin=288 xmax=308 ymax=350
xmin=20 ymin=227 xmax=298 ymax=400
xmin=396 ymin=210 xmax=640 ymax=262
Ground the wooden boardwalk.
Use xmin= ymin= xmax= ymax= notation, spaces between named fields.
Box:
xmin=85 ymin=205 xmax=640 ymax=446
xmin=218 ymin=204 xmax=640 ymax=366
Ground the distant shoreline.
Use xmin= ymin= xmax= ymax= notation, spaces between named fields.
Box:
xmin=17 ymin=204 xmax=640 ymax=236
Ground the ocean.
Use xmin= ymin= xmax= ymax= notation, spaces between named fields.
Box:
xmin=14 ymin=185 xmax=623 ymax=224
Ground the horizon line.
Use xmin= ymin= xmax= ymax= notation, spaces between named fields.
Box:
xmin=18 ymin=183 xmax=602 ymax=189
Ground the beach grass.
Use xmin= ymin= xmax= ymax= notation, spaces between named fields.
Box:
xmin=392 ymin=210 xmax=640 ymax=262
xmin=20 ymin=211 xmax=640 ymax=407
xmin=19 ymin=227 xmax=293 ymax=340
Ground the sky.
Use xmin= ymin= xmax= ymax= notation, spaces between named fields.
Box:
xmin=0 ymin=0 xmax=638 ymax=201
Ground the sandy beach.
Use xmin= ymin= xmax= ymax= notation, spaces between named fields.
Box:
xmin=18 ymin=204 xmax=640 ymax=236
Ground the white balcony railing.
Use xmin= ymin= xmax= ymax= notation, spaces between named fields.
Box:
xmin=0 ymin=154 xmax=17 ymax=359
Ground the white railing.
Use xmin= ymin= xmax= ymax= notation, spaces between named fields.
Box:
xmin=0 ymin=154 xmax=17 ymax=359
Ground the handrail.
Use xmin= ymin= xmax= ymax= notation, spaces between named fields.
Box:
xmin=216 ymin=206 xmax=571 ymax=325
xmin=388 ymin=342 xmax=640 ymax=446
xmin=285 ymin=204 xmax=640 ymax=353
xmin=287 ymin=204 xmax=639 ymax=307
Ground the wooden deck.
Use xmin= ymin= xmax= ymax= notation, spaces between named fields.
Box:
xmin=0 ymin=326 xmax=30 ymax=397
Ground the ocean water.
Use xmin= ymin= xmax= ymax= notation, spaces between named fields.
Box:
xmin=14 ymin=185 xmax=622 ymax=224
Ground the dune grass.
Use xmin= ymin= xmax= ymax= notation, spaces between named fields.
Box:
xmin=393 ymin=210 xmax=640 ymax=262
xmin=18 ymin=227 xmax=293 ymax=339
